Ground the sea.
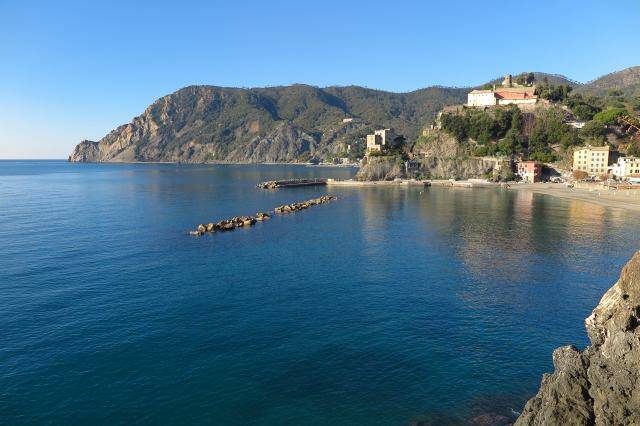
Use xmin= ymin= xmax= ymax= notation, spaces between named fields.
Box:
xmin=1 ymin=160 xmax=638 ymax=425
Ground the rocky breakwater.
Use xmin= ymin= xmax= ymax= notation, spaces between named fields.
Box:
xmin=189 ymin=196 xmax=336 ymax=236
xmin=256 ymin=179 xmax=327 ymax=189
xmin=189 ymin=213 xmax=268 ymax=236
xmin=516 ymin=251 xmax=640 ymax=425
xmin=274 ymin=195 xmax=336 ymax=214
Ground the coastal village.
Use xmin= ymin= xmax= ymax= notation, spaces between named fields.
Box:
xmin=343 ymin=73 xmax=640 ymax=188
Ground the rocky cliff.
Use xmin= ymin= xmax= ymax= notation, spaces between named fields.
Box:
xmin=516 ymin=251 xmax=640 ymax=425
xmin=355 ymin=129 xmax=506 ymax=181
xmin=68 ymin=84 xmax=467 ymax=163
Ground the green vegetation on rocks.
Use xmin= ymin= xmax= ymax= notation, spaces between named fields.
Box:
xmin=439 ymin=105 xmax=578 ymax=161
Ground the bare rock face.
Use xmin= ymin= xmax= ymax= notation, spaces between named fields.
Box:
xmin=355 ymin=156 xmax=405 ymax=181
xmin=516 ymin=251 xmax=640 ymax=425
xmin=68 ymin=140 xmax=100 ymax=162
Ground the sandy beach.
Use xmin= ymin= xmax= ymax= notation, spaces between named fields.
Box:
xmin=512 ymin=183 xmax=640 ymax=212
xmin=327 ymin=178 xmax=640 ymax=213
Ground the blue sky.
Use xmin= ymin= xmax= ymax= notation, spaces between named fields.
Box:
xmin=1 ymin=0 xmax=639 ymax=159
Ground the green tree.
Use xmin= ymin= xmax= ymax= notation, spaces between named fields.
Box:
xmin=537 ymin=84 xmax=573 ymax=102
xmin=580 ymin=120 xmax=607 ymax=144
xmin=467 ymin=110 xmax=497 ymax=143
xmin=509 ymin=106 xmax=523 ymax=131
xmin=497 ymin=128 xmax=524 ymax=155
xmin=474 ymin=145 xmax=490 ymax=156
xmin=529 ymin=149 xmax=556 ymax=163
xmin=526 ymin=72 xmax=535 ymax=85
xmin=440 ymin=113 xmax=468 ymax=142
xmin=571 ymin=103 xmax=600 ymax=121
xmin=627 ymin=141 xmax=640 ymax=157
xmin=528 ymin=106 xmax=578 ymax=153
xmin=593 ymin=108 xmax=626 ymax=125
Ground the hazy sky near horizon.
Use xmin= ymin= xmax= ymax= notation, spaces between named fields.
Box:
xmin=1 ymin=0 xmax=639 ymax=159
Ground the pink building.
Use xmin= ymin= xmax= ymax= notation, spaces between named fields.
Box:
xmin=517 ymin=161 xmax=542 ymax=183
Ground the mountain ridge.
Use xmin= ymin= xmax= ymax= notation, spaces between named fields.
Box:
xmin=576 ymin=66 xmax=640 ymax=96
xmin=69 ymin=67 xmax=640 ymax=163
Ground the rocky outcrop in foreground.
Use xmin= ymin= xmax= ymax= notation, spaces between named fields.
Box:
xmin=516 ymin=251 xmax=640 ymax=425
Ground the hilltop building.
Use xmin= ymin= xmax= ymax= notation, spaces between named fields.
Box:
xmin=467 ymin=74 xmax=538 ymax=108
xmin=516 ymin=160 xmax=542 ymax=183
xmin=572 ymin=146 xmax=615 ymax=176
xmin=467 ymin=87 xmax=538 ymax=107
xmin=366 ymin=129 xmax=404 ymax=153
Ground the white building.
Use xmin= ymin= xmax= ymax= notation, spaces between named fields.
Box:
xmin=567 ymin=121 xmax=587 ymax=129
xmin=610 ymin=156 xmax=640 ymax=179
xmin=467 ymin=75 xmax=538 ymax=107
xmin=467 ymin=87 xmax=538 ymax=107
xmin=467 ymin=90 xmax=497 ymax=107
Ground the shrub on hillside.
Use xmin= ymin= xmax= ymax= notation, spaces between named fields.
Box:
xmin=593 ymin=108 xmax=626 ymax=124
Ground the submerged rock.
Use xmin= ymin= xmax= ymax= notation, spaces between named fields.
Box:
xmin=516 ymin=251 xmax=640 ymax=425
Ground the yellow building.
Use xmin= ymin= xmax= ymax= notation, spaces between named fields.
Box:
xmin=366 ymin=129 xmax=403 ymax=153
xmin=573 ymin=146 xmax=613 ymax=176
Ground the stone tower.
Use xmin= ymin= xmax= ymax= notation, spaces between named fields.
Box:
xmin=502 ymin=74 xmax=512 ymax=88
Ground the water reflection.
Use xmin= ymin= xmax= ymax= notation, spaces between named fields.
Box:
xmin=3 ymin=162 xmax=640 ymax=425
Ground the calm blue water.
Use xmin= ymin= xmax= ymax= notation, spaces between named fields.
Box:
xmin=1 ymin=160 xmax=639 ymax=425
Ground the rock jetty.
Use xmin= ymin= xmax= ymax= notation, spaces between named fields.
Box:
xmin=189 ymin=215 xmax=259 ymax=236
xmin=189 ymin=196 xmax=336 ymax=236
xmin=256 ymin=179 xmax=327 ymax=189
xmin=274 ymin=195 xmax=336 ymax=214
xmin=516 ymin=251 xmax=640 ymax=425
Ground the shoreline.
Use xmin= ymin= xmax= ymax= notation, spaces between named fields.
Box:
xmin=514 ymin=183 xmax=640 ymax=212
xmin=62 ymin=161 xmax=640 ymax=213
xmin=328 ymin=178 xmax=640 ymax=213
